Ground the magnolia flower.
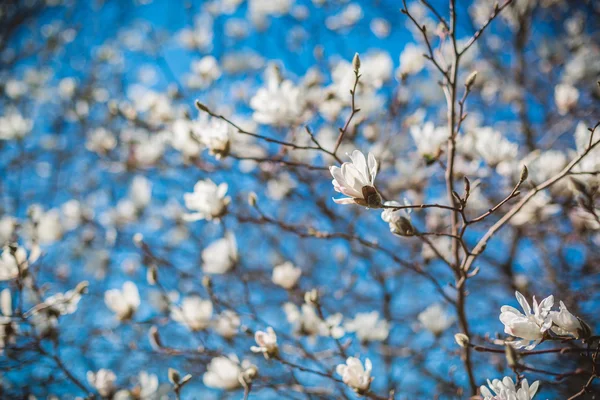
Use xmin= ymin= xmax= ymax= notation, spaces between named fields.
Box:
xmin=171 ymin=296 xmax=213 ymax=331
xmin=381 ymin=201 xmax=414 ymax=236
xmin=42 ymin=283 xmax=86 ymax=316
xmin=250 ymin=326 xmax=279 ymax=358
xmin=183 ymin=179 xmax=230 ymax=222
xmin=129 ymin=176 xmax=152 ymax=210
xmin=249 ymin=65 xmax=307 ymax=127
xmin=418 ymin=303 xmax=455 ymax=336
xmin=554 ymin=83 xmax=579 ymax=115
xmin=87 ymin=369 xmax=117 ymax=397
xmin=191 ymin=114 xmax=233 ymax=159
xmin=499 ymin=291 xmax=553 ymax=349
xmin=480 ymin=376 xmax=539 ymax=400
xmin=26 ymin=206 xmax=63 ymax=245
xmin=397 ymin=43 xmax=426 ymax=77
xmin=272 ymin=261 xmax=301 ymax=289
xmin=336 ymin=357 xmax=373 ymax=394
xmin=283 ymin=303 xmax=344 ymax=339
xmin=550 ymin=301 xmax=582 ymax=338
xmin=86 ymin=127 xmax=117 ymax=155
xmin=410 ymin=122 xmax=447 ymax=160
xmin=0 ymin=109 xmax=33 ymax=140
xmin=104 ymin=281 xmax=140 ymax=320
xmin=186 ymin=56 xmax=221 ymax=89
xmin=213 ymin=310 xmax=240 ymax=339
xmin=0 ymin=289 xmax=17 ymax=354
xmin=344 ymin=311 xmax=390 ymax=342
xmin=0 ymin=245 xmax=40 ymax=281
xmin=330 ymin=150 xmax=381 ymax=207
xmin=202 ymin=232 xmax=238 ymax=274
xmin=474 ymin=127 xmax=518 ymax=168
xmin=171 ymin=119 xmax=203 ymax=160
xmin=203 ymin=355 xmax=256 ymax=390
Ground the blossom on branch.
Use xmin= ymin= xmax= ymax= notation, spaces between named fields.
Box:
xmin=330 ymin=149 xmax=381 ymax=207
xmin=183 ymin=179 xmax=230 ymax=222
xmin=499 ymin=291 xmax=553 ymax=350
xmin=480 ymin=376 xmax=539 ymax=400
xmin=336 ymin=357 xmax=373 ymax=394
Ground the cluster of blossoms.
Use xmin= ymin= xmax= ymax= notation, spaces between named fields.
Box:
xmin=500 ymin=291 xmax=589 ymax=349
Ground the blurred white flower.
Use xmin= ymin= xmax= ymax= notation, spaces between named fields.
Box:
xmin=137 ymin=371 xmax=159 ymax=398
xmin=87 ymin=369 xmax=116 ymax=397
xmin=171 ymin=119 xmax=203 ymax=160
xmin=203 ymin=355 xmax=255 ymax=390
xmin=272 ymin=261 xmax=301 ymax=289
xmin=418 ymin=303 xmax=455 ymax=336
xmin=0 ymin=288 xmax=17 ymax=353
xmin=336 ymin=357 xmax=372 ymax=394
xmin=480 ymin=376 xmax=539 ymax=400
xmin=171 ymin=295 xmax=213 ymax=331
xmin=0 ymin=109 xmax=33 ymax=140
xmin=86 ymin=127 xmax=117 ymax=155
xmin=0 ymin=245 xmax=39 ymax=281
xmin=550 ymin=301 xmax=582 ymax=338
xmin=186 ymin=56 xmax=221 ymax=89
xmin=410 ymin=122 xmax=447 ymax=160
xmin=129 ymin=176 xmax=152 ymax=210
xmin=474 ymin=127 xmax=518 ymax=168
xmin=510 ymin=191 xmax=561 ymax=226
xmin=213 ymin=310 xmax=240 ymax=339
xmin=397 ymin=43 xmax=425 ymax=77
xmin=0 ymin=216 xmax=16 ymax=246
xmin=500 ymin=291 xmax=553 ymax=349
xmin=554 ymin=83 xmax=579 ymax=115
xmin=326 ymin=3 xmax=363 ymax=31
xmin=42 ymin=283 xmax=86 ymax=315
xmin=330 ymin=149 xmax=380 ymax=206
xmin=26 ymin=206 xmax=63 ymax=245
xmin=344 ymin=311 xmax=390 ymax=342
xmin=191 ymin=114 xmax=232 ymax=159
xmin=104 ymin=281 xmax=140 ymax=320
xmin=183 ymin=179 xmax=230 ymax=222
xmin=250 ymin=65 xmax=307 ymax=126
xmin=283 ymin=303 xmax=344 ymax=338
xmin=250 ymin=326 xmax=279 ymax=358
xmin=202 ymin=232 xmax=238 ymax=274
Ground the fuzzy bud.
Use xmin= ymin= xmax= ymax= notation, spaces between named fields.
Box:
xmin=248 ymin=192 xmax=258 ymax=207
xmin=352 ymin=53 xmax=361 ymax=73
xmin=519 ymin=165 xmax=528 ymax=182
xmin=454 ymin=333 xmax=470 ymax=348
xmin=465 ymin=71 xmax=478 ymax=89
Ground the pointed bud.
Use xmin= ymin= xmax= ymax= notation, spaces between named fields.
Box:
xmin=465 ymin=71 xmax=478 ymax=89
xmin=396 ymin=217 xmax=415 ymax=237
xmin=248 ymin=192 xmax=258 ymax=207
xmin=202 ymin=276 xmax=212 ymax=289
xmin=194 ymin=100 xmax=210 ymax=113
xmin=304 ymin=289 xmax=319 ymax=305
xmin=149 ymin=326 xmax=162 ymax=349
xmin=454 ymin=333 xmax=470 ymax=348
xmin=74 ymin=281 xmax=89 ymax=295
xmin=168 ymin=368 xmax=180 ymax=385
xmin=519 ymin=165 xmax=528 ymax=182
xmin=147 ymin=265 xmax=157 ymax=285
xmin=352 ymin=53 xmax=361 ymax=73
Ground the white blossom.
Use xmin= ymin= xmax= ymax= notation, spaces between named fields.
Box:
xmin=203 ymin=355 xmax=255 ymax=390
xmin=250 ymin=65 xmax=307 ymax=126
xmin=500 ymin=291 xmax=553 ymax=349
xmin=171 ymin=119 xmax=203 ymax=160
xmin=550 ymin=301 xmax=582 ymax=338
xmin=87 ymin=369 xmax=117 ymax=397
xmin=397 ymin=43 xmax=426 ymax=77
xmin=344 ymin=311 xmax=390 ymax=342
xmin=330 ymin=149 xmax=380 ymax=206
xmin=171 ymin=296 xmax=213 ymax=331
xmin=183 ymin=179 xmax=230 ymax=222
xmin=186 ymin=56 xmax=221 ymax=89
xmin=0 ymin=109 xmax=33 ymax=140
xmin=104 ymin=281 xmax=140 ymax=320
xmin=410 ymin=122 xmax=447 ymax=159
xmin=418 ymin=303 xmax=455 ymax=336
xmin=554 ymin=83 xmax=579 ymax=115
xmin=0 ymin=246 xmax=40 ymax=281
xmin=129 ymin=176 xmax=152 ymax=210
xmin=272 ymin=261 xmax=301 ymax=289
xmin=86 ymin=127 xmax=117 ymax=155
xmin=336 ymin=357 xmax=372 ymax=394
xmin=480 ymin=376 xmax=539 ymax=400
xmin=474 ymin=127 xmax=518 ymax=168
xmin=250 ymin=326 xmax=278 ymax=358
xmin=213 ymin=310 xmax=240 ymax=339
xmin=202 ymin=232 xmax=238 ymax=274
xmin=191 ymin=114 xmax=233 ymax=159
xmin=283 ymin=303 xmax=344 ymax=338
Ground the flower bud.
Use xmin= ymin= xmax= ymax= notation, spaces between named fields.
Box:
xmin=248 ymin=192 xmax=258 ymax=207
xmin=454 ymin=333 xmax=470 ymax=348
xmin=465 ymin=71 xmax=477 ymax=89
xmin=147 ymin=265 xmax=157 ymax=285
xmin=149 ymin=326 xmax=162 ymax=349
xmin=519 ymin=165 xmax=528 ymax=182
xmin=202 ymin=275 xmax=212 ymax=289
xmin=352 ymin=52 xmax=361 ymax=73
xmin=304 ymin=289 xmax=319 ymax=305
xmin=194 ymin=100 xmax=210 ymax=113
xmin=168 ymin=368 xmax=180 ymax=385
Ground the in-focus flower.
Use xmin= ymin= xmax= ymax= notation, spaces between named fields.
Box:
xmin=213 ymin=310 xmax=240 ymax=339
xmin=202 ymin=232 xmax=238 ymax=274
xmin=250 ymin=326 xmax=279 ymax=358
xmin=550 ymin=301 xmax=582 ymax=339
xmin=203 ymin=355 xmax=256 ymax=391
xmin=171 ymin=296 xmax=213 ymax=331
xmin=272 ymin=261 xmax=301 ymax=289
xmin=418 ymin=303 xmax=455 ymax=336
xmin=87 ymin=369 xmax=117 ymax=397
xmin=480 ymin=376 xmax=539 ymax=400
xmin=344 ymin=311 xmax=390 ymax=342
xmin=104 ymin=281 xmax=140 ymax=321
xmin=499 ymin=291 xmax=553 ymax=349
xmin=183 ymin=179 xmax=230 ymax=222
xmin=330 ymin=150 xmax=381 ymax=207
xmin=336 ymin=357 xmax=373 ymax=394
